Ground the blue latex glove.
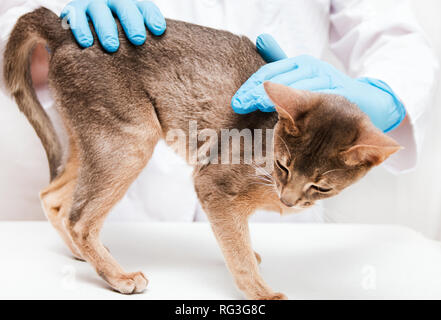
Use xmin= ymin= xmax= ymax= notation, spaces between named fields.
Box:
xmin=60 ymin=0 xmax=166 ymax=53
xmin=232 ymin=34 xmax=406 ymax=133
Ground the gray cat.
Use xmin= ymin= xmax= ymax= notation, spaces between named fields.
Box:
xmin=3 ymin=8 xmax=400 ymax=299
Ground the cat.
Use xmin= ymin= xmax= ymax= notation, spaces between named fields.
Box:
xmin=3 ymin=8 xmax=401 ymax=299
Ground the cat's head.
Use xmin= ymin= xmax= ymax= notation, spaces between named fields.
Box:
xmin=264 ymin=81 xmax=402 ymax=209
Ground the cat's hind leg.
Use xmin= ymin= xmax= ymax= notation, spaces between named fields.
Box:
xmin=40 ymin=140 xmax=83 ymax=260
xmin=64 ymin=114 xmax=161 ymax=294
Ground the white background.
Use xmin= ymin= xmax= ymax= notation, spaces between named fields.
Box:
xmin=3 ymin=222 xmax=441 ymax=299
xmin=0 ymin=1 xmax=440 ymax=237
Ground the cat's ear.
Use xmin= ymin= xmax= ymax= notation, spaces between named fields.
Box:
xmin=341 ymin=122 xmax=402 ymax=167
xmin=263 ymin=81 xmax=316 ymax=135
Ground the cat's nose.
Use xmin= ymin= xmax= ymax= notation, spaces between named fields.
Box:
xmin=280 ymin=197 xmax=295 ymax=207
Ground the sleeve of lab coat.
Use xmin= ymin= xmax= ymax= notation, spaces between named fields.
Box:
xmin=330 ymin=0 xmax=439 ymax=173
xmin=0 ymin=0 xmax=68 ymax=94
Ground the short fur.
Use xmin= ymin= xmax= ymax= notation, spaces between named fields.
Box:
xmin=3 ymin=8 xmax=400 ymax=299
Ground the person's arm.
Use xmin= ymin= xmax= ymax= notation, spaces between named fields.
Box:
xmin=329 ymin=0 xmax=439 ymax=172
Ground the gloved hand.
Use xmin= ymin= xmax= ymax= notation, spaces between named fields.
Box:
xmin=61 ymin=0 xmax=166 ymax=53
xmin=232 ymin=34 xmax=406 ymax=133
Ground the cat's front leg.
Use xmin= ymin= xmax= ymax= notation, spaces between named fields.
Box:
xmin=208 ymin=211 xmax=286 ymax=300
xmin=194 ymin=165 xmax=286 ymax=300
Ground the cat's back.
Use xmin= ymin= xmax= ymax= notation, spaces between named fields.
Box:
xmin=49 ymin=17 xmax=266 ymax=134
xmin=50 ymin=18 xmax=260 ymax=89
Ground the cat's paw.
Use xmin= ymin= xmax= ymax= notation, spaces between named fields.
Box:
xmin=109 ymin=271 xmax=148 ymax=294
xmin=257 ymin=292 xmax=288 ymax=300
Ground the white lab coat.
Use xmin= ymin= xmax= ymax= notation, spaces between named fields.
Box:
xmin=0 ymin=0 xmax=438 ymax=222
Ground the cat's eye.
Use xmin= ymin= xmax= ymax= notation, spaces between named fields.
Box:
xmin=310 ymin=185 xmax=332 ymax=193
xmin=275 ymin=160 xmax=289 ymax=176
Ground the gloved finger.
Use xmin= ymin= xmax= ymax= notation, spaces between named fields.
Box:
xmin=233 ymin=76 xmax=332 ymax=114
xmin=108 ymin=0 xmax=146 ymax=45
xmin=268 ymin=64 xmax=315 ymax=86
xmin=320 ymin=87 xmax=403 ymax=132
xmin=60 ymin=3 xmax=71 ymax=19
xmin=232 ymin=61 xmax=315 ymax=113
xmin=256 ymin=34 xmax=288 ymax=63
xmin=232 ymin=83 xmax=275 ymax=114
xmin=289 ymin=76 xmax=333 ymax=91
xmin=87 ymin=1 xmax=119 ymax=52
xmin=256 ymin=95 xmax=276 ymax=113
xmin=318 ymin=87 xmax=387 ymax=129
xmin=317 ymin=87 xmax=346 ymax=96
xmin=326 ymin=90 xmax=388 ymax=131
xmin=357 ymin=77 xmax=407 ymax=132
xmin=137 ymin=1 xmax=167 ymax=36
xmin=61 ymin=5 xmax=94 ymax=48
xmin=231 ymin=99 xmax=261 ymax=114
xmin=234 ymin=58 xmax=298 ymax=98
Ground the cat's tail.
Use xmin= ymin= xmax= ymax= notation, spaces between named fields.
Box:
xmin=3 ymin=7 xmax=67 ymax=181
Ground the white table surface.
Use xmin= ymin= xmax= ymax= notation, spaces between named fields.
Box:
xmin=1 ymin=221 xmax=441 ymax=300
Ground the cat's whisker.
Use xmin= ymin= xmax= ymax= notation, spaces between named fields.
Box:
xmin=321 ymin=207 xmax=347 ymax=223
xmin=324 ymin=213 xmax=337 ymax=223
xmin=277 ymin=134 xmax=292 ymax=160
xmin=247 ymin=164 xmax=279 ymax=197
xmin=250 ymin=178 xmax=277 ymax=187
xmin=321 ymin=168 xmax=345 ymax=176
xmin=254 ymin=175 xmax=273 ymax=183
xmin=252 ymin=181 xmax=274 ymax=187
xmin=248 ymin=182 xmax=275 ymax=188
xmin=246 ymin=171 xmax=272 ymax=182
xmin=249 ymin=164 xmax=275 ymax=184
xmin=252 ymin=165 xmax=273 ymax=176
xmin=321 ymin=212 xmax=333 ymax=223
xmin=257 ymin=171 xmax=274 ymax=181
